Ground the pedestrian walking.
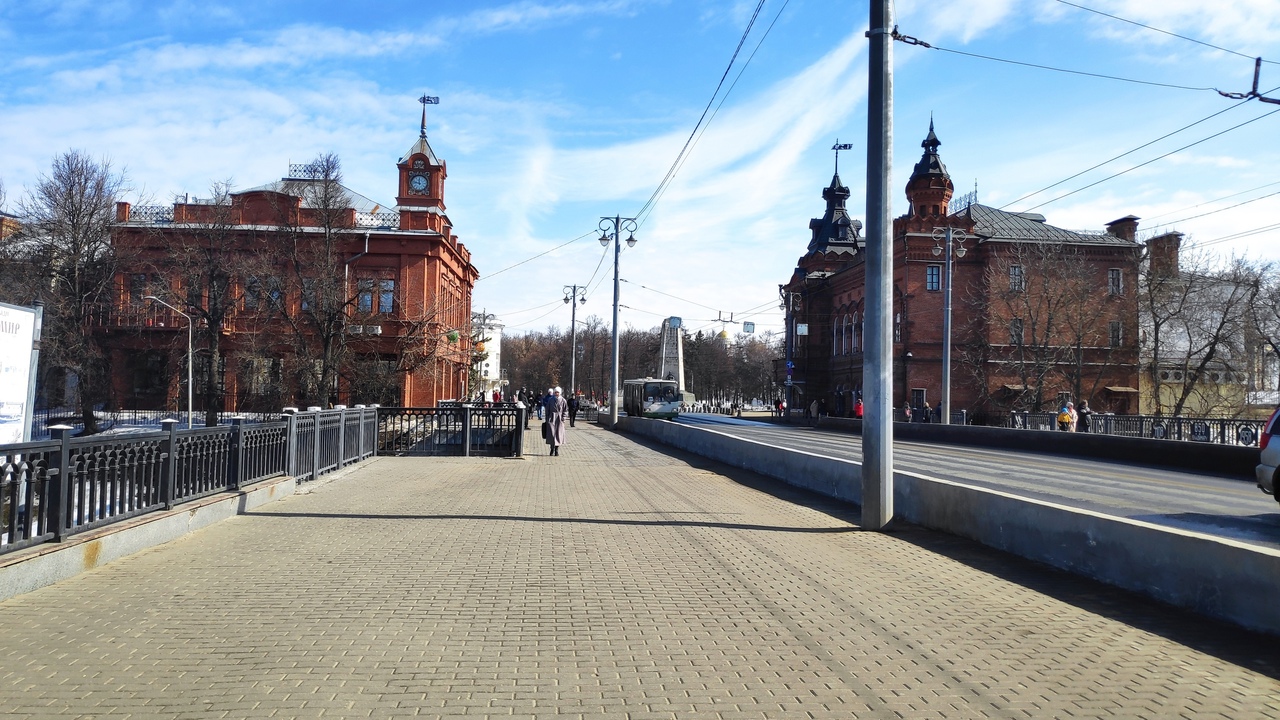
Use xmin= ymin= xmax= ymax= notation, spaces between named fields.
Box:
xmin=544 ymin=386 xmax=568 ymax=456
xmin=1077 ymin=400 xmax=1094 ymax=433
xmin=568 ymin=393 xmax=580 ymax=427
xmin=902 ymin=401 xmax=912 ymax=422
xmin=854 ymin=399 xmax=864 ymax=419
xmin=1057 ymin=405 xmax=1072 ymax=431
xmin=1067 ymin=401 xmax=1078 ymax=432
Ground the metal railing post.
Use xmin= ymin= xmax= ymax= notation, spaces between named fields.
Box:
xmin=283 ymin=408 xmax=298 ymax=478
xmin=514 ymin=406 xmax=525 ymax=457
xmin=308 ymin=407 xmax=322 ymax=479
xmin=229 ymin=417 xmax=245 ymax=491
xmin=462 ymin=406 xmax=472 ymax=457
xmin=354 ymin=405 xmax=366 ymax=461
xmin=48 ymin=425 xmax=73 ymax=542
xmin=160 ymin=419 xmax=179 ymax=509
xmin=334 ymin=405 xmax=348 ymax=467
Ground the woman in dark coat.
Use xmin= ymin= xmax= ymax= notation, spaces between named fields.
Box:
xmin=545 ymin=386 xmax=568 ymax=456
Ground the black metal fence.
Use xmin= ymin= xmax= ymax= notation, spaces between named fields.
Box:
xmin=1005 ymin=412 xmax=1266 ymax=447
xmin=29 ymin=407 xmax=281 ymax=441
xmin=1 ymin=408 xmax=376 ymax=557
xmin=377 ymin=404 xmax=526 ymax=457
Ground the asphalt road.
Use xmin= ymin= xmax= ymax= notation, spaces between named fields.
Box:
xmin=676 ymin=413 xmax=1280 ymax=550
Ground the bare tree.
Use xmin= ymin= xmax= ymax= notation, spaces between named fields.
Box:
xmin=1141 ymin=249 xmax=1261 ymax=417
xmin=1248 ymin=265 xmax=1280 ymax=399
xmin=979 ymin=242 xmax=1080 ymax=412
xmin=3 ymin=152 xmax=128 ymax=433
xmin=268 ymin=153 xmax=356 ymax=408
xmin=137 ymin=181 xmax=257 ymax=424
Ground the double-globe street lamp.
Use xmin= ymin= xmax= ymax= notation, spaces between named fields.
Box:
xmin=562 ymin=284 xmax=587 ymax=400
xmin=143 ymin=295 xmax=193 ymax=429
xmin=930 ymin=227 xmax=969 ymax=425
xmin=598 ymin=216 xmax=638 ymax=426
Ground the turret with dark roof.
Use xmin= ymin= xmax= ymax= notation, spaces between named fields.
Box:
xmin=905 ymin=119 xmax=953 ymax=220
xmin=805 ymin=172 xmax=862 ymax=257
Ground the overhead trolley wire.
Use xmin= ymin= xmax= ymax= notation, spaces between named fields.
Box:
xmin=891 ymin=29 xmax=1220 ymax=92
xmin=474 ymin=229 xmax=598 ymax=284
xmin=1053 ymin=0 xmax=1278 ymax=64
xmin=636 ymin=0 xmax=793 ymax=229
xmin=1016 ymin=106 xmax=1280 ymax=213
xmin=998 ymin=93 xmax=1268 ymax=210
xmin=633 ymin=0 xmax=772 ymax=227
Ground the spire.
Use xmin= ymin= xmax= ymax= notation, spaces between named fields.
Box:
xmin=911 ymin=118 xmax=948 ymax=182
xmin=419 ymin=94 xmax=439 ymax=139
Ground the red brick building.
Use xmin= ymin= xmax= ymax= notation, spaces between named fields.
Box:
xmin=781 ymin=123 xmax=1142 ymax=421
xmin=100 ymin=120 xmax=478 ymax=413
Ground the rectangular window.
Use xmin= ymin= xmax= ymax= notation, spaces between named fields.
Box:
xmin=129 ymin=273 xmax=149 ymax=304
xmin=356 ymin=279 xmax=375 ymax=314
xmin=378 ymin=279 xmax=395 ymax=314
xmin=1109 ymin=321 xmax=1122 ymax=347
xmin=1009 ymin=265 xmax=1025 ymax=292
xmin=1108 ymin=268 xmax=1123 ymax=296
xmin=243 ymin=277 xmax=262 ymax=310
xmin=1010 ymin=318 xmax=1024 ymax=346
xmin=267 ymin=277 xmax=283 ymax=310
xmin=300 ymin=278 xmax=316 ymax=312
xmin=926 ymin=265 xmax=941 ymax=292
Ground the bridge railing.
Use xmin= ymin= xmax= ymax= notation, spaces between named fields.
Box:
xmin=1 ymin=407 xmax=377 ymax=557
xmin=377 ymin=405 xmax=525 ymax=457
xmin=1005 ymin=411 xmax=1265 ymax=447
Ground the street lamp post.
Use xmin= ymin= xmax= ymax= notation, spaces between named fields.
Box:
xmin=563 ymin=284 xmax=587 ymax=399
xmin=144 ymin=295 xmax=193 ymax=429
xmin=931 ymin=227 xmax=968 ymax=425
xmin=598 ymin=215 xmax=638 ymax=426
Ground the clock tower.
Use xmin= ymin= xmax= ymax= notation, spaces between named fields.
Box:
xmin=396 ymin=95 xmax=449 ymax=232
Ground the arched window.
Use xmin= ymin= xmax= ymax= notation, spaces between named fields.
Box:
xmin=844 ymin=315 xmax=853 ymax=354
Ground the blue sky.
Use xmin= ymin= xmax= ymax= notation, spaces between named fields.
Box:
xmin=3 ymin=0 xmax=1278 ymax=338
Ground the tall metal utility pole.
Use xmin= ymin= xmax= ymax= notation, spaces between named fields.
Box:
xmin=863 ymin=0 xmax=895 ymax=530
xmin=563 ymin=285 xmax=586 ymax=396
xmin=598 ymin=216 xmax=638 ymax=427
xmin=932 ymin=227 xmax=968 ymax=425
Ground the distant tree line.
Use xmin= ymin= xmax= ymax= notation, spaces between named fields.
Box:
xmin=501 ymin=317 xmax=783 ymax=406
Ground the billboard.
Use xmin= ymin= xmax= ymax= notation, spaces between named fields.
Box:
xmin=0 ymin=302 xmax=39 ymax=444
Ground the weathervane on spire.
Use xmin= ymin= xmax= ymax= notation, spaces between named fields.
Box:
xmin=832 ymin=139 xmax=854 ymax=174
xmin=419 ymin=94 xmax=440 ymax=139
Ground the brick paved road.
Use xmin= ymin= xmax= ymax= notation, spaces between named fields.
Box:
xmin=2 ymin=423 xmax=1278 ymax=719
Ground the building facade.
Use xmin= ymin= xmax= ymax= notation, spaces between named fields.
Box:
xmin=780 ymin=123 xmax=1143 ymax=422
xmin=100 ymin=120 xmax=478 ymax=413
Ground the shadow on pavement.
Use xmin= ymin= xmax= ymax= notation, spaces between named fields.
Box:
xmin=618 ymin=431 xmax=1280 ymax=680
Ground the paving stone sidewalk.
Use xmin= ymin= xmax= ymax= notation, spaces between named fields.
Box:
xmin=2 ymin=422 xmax=1279 ymax=719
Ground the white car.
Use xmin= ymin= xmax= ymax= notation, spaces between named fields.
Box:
xmin=1258 ymin=406 xmax=1280 ymax=503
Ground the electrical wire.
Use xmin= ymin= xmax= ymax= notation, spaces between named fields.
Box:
xmin=494 ymin=298 xmax=564 ymax=316
xmin=474 ymin=229 xmax=597 ymax=283
xmin=1192 ymin=222 xmax=1280 ymax=248
xmin=636 ymin=0 xmax=792 ymax=229
xmin=997 ymin=94 xmax=1260 ymax=210
xmin=1147 ymin=189 xmax=1280 ymax=229
xmin=621 ymin=279 xmax=721 ymax=312
xmin=633 ymin=0 xmax=771 ymax=225
xmin=893 ymin=29 xmax=1220 ymax=92
xmin=1018 ymin=106 xmax=1280 ymax=213
xmin=1053 ymin=0 xmax=1277 ymax=64
xmin=1140 ymin=180 xmax=1280 ymax=221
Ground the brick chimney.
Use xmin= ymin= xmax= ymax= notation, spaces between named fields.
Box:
xmin=1105 ymin=215 xmax=1139 ymax=241
xmin=1146 ymin=231 xmax=1182 ymax=280
xmin=115 ymin=201 xmax=131 ymax=223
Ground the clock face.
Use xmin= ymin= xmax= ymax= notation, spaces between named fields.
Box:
xmin=410 ymin=174 xmax=428 ymax=193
